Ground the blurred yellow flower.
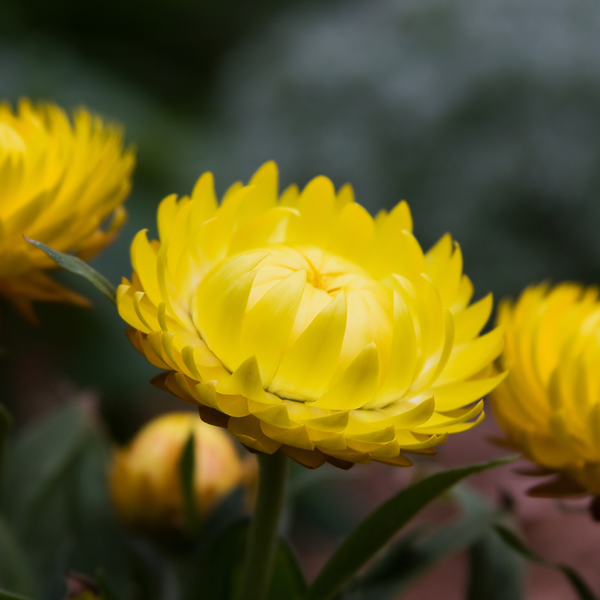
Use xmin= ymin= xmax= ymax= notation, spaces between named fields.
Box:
xmin=109 ymin=412 xmax=247 ymax=530
xmin=0 ymin=99 xmax=134 ymax=321
xmin=118 ymin=162 xmax=504 ymax=469
xmin=491 ymin=283 xmax=600 ymax=497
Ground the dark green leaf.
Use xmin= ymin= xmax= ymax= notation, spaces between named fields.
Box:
xmin=0 ymin=516 xmax=34 ymax=596
xmin=96 ymin=570 xmax=122 ymax=600
xmin=494 ymin=525 xmax=597 ymax=600
xmin=0 ymin=403 xmax=105 ymax=598
xmin=179 ymin=432 xmax=200 ymax=536
xmin=183 ymin=520 xmax=248 ymax=600
xmin=0 ymin=588 xmax=34 ymax=600
xmin=349 ymin=513 xmax=499 ymax=599
xmin=183 ymin=519 xmax=305 ymax=600
xmin=467 ymin=530 xmax=524 ymax=600
xmin=303 ymin=456 xmax=516 ymax=600
xmin=268 ymin=539 xmax=307 ymax=600
xmin=24 ymin=238 xmax=116 ymax=305
xmin=0 ymin=404 xmax=11 ymax=485
xmin=344 ymin=487 xmax=502 ymax=600
xmin=1 ymin=403 xmax=90 ymax=525
xmin=64 ymin=435 xmax=130 ymax=598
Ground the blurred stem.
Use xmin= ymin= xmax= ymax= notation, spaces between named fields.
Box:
xmin=237 ymin=451 xmax=288 ymax=600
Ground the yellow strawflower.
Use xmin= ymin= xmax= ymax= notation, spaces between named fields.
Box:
xmin=109 ymin=412 xmax=247 ymax=530
xmin=490 ymin=282 xmax=600 ymax=497
xmin=0 ymin=99 xmax=134 ymax=321
xmin=118 ymin=162 xmax=505 ymax=469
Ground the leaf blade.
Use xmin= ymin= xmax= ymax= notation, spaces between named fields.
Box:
xmin=25 ymin=238 xmax=117 ymax=305
xmin=303 ymin=456 xmax=516 ymax=600
xmin=179 ymin=432 xmax=200 ymax=536
xmin=493 ymin=525 xmax=597 ymax=600
xmin=0 ymin=516 xmax=34 ymax=597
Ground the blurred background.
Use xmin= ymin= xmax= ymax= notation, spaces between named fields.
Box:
xmin=1 ymin=0 xmax=600 ymax=598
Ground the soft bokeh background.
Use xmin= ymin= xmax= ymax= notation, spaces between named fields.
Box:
xmin=2 ymin=0 xmax=600 ymax=598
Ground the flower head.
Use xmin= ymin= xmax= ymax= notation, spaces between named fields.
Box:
xmin=490 ymin=283 xmax=600 ymax=497
xmin=118 ymin=162 xmax=504 ymax=469
xmin=0 ymin=99 xmax=134 ymax=320
xmin=109 ymin=412 xmax=247 ymax=530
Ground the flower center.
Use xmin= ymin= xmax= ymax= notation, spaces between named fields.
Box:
xmin=194 ymin=244 xmax=395 ymax=401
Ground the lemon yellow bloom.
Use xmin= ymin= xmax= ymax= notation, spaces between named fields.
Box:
xmin=0 ymin=99 xmax=134 ymax=321
xmin=490 ymin=283 xmax=600 ymax=497
xmin=117 ymin=162 xmax=505 ymax=469
xmin=109 ymin=412 xmax=246 ymax=530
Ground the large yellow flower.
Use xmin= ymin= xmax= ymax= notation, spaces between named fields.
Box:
xmin=490 ymin=283 xmax=600 ymax=497
xmin=118 ymin=162 xmax=505 ymax=469
xmin=0 ymin=99 xmax=134 ymax=320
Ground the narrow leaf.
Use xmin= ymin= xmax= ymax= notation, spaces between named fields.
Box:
xmin=96 ymin=570 xmax=122 ymax=600
xmin=179 ymin=432 xmax=200 ymax=536
xmin=0 ymin=589 xmax=34 ymax=600
xmin=303 ymin=456 xmax=515 ymax=600
xmin=345 ymin=487 xmax=502 ymax=600
xmin=184 ymin=520 xmax=248 ymax=600
xmin=494 ymin=525 xmax=597 ymax=600
xmin=0 ymin=403 xmax=11 ymax=483
xmin=268 ymin=539 xmax=307 ymax=600
xmin=0 ymin=516 xmax=34 ymax=596
xmin=1 ymin=403 xmax=91 ymax=526
xmin=25 ymin=238 xmax=117 ymax=305
xmin=350 ymin=513 xmax=499 ymax=599
xmin=467 ymin=530 xmax=524 ymax=600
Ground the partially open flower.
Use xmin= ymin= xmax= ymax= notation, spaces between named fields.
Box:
xmin=0 ymin=99 xmax=134 ymax=321
xmin=490 ymin=283 xmax=600 ymax=497
xmin=109 ymin=412 xmax=246 ymax=530
xmin=118 ymin=162 xmax=504 ymax=469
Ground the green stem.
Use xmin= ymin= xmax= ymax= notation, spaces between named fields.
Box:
xmin=238 ymin=451 xmax=288 ymax=600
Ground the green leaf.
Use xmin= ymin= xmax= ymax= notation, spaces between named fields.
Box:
xmin=348 ymin=511 xmax=499 ymax=598
xmin=179 ymin=432 xmax=200 ymax=536
xmin=24 ymin=238 xmax=117 ymax=305
xmin=494 ymin=525 xmax=597 ymax=600
xmin=64 ymin=435 xmax=130 ymax=598
xmin=183 ymin=519 xmax=306 ymax=600
xmin=96 ymin=570 xmax=122 ymax=600
xmin=344 ymin=487 xmax=503 ymax=600
xmin=183 ymin=520 xmax=248 ymax=600
xmin=466 ymin=530 xmax=524 ymax=600
xmin=0 ymin=516 xmax=34 ymax=596
xmin=303 ymin=456 xmax=516 ymax=600
xmin=0 ymin=588 xmax=34 ymax=600
xmin=1 ymin=403 xmax=90 ymax=525
xmin=0 ymin=403 xmax=11 ymax=485
xmin=0 ymin=402 xmax=94 ymax=596
xmin=268 ymin=539 xmax=307 ymax=600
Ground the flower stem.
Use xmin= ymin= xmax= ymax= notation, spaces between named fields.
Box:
xmin=238 ymin=451 xmax=288 ymax=600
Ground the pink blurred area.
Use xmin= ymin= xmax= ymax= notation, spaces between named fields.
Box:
xmin=298 ymin=408 xmax=600 ymax=600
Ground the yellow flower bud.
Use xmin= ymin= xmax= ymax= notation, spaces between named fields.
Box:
xmin=0 ymin=99 xmax=134 ymax=321
xmin=109 ymin=412 xmax=246 ymax=530
xmin=490 ymin=282 xmax=600 ymax=497
xmin=117 ymin=162 xmax=505 ymax=469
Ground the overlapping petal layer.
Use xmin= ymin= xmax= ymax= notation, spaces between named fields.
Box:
xmin=0 ymin=99 xmax=134 ymax=320
xmin=490 ymin=283 xmax=600 ymax=496
xmin=118 ymin=162 xmax=504 ymax=468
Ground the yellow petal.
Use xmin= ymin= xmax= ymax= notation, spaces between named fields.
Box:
xmin=239 ymin=270 xmax=307 ymax=385
xmin=310 ymin=343 xmax=379 ymax=410
xmin=269 ymin=291 xmax=347 ymax=400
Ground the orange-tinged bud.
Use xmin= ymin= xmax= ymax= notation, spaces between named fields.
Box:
xmin=109 ymin=412 xmax=248 ymax=531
